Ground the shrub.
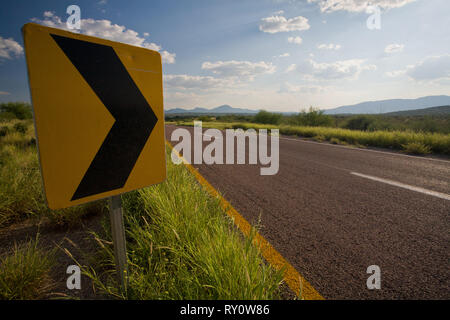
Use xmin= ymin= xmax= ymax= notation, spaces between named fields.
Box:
xmin=13 ymin=122 xmax=27 ymax=134
xmin=0 ymin=112 xmax=15 ymax=122
xmin=402 ymin=142 xmax=432 ymax=155
xmin=0 ymin=102 xmax=32 ymax=120
xmin=0 ymin=238 xmax=55 ymax=300
xmin=254 ymin=110 xmax=282 ymax=125
xmin=0 ymin=126 xmax=10 ymax=137
xmin=295 ymin=107 xmax=334 ymax=127
xmin=344 ymin=115 xmax=375 ymax=131
xmin=313 ymin=135 xmax=326 ymax=142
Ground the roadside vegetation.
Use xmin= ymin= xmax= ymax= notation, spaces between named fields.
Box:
xmin=0 ymin=113 xmax=104 ymax=228
xmin=0 ymin=237 xmax=55 ymax=300
xmin=80 ymin=147 xmax=284 ymax=299
xmin=0 ymin=101 xmax=284 ymax=300
xmin=167 ymin=107 xmax=450 ymax=155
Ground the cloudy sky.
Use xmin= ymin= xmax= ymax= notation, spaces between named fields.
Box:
xmin=0 ymin=0 xmax=449 ymax=111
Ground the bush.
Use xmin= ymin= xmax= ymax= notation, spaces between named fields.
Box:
xmin=295 ymin=107 xmax=334 ymax=127
xmin=0 ymin=112 xmax=15 ymax=122
xmin=0 ymin=238 xmax=55 ymax=300
xmin=0 ymin=102 xmax=32 ymax=120
xmin=13 ymin=122 xmax=27 ymax=134
xmin=344 ymin=115 xmax=375 ymax=131
xmin=254 ymin=110 xmax=282 ymax=125
xmin=0 ymin=126 xmax=10 ymax=137
xmin=402 ymin=142 xmax=432 ymax=155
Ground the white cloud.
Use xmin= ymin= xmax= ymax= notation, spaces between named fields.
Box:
xmin=385 ymin=70 xmax=406 ymax=77
xmin=288 ymin=36 xmax=303 ymax=45
xmin=384 ymin=43 xmax=404 ymax=53
xmin=307 ymin=0 xmax=416 ymax=12
xmin=31 ymin=12 xmax=175 ymax=64
xmin=201 ymin=60 xmax=276 ymax=80
xmin=406 ymin=55 xmax=450 ymax=81
xmin=385 ymin=55 xmax=450 ymax=82
xmin=164 ymin=74 xmax=234 ymax=90
xmin=277 ymin=53 xmax=291 ymax=58
xmin=317 ymin=43 xmax=341 ymax=50
xmin=259 ymin=14 xmax=310 ymax=33
xmin=0 ymin=36 xmax=23 ymax=60
xmin=286 ymin=64 xmax=298 ymax=73
xmin=288 ymin=58 xmax=377 ymax=80
xmin=279 ymin=82 xmax=325 ymax=94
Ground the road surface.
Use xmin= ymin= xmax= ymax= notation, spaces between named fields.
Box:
xmin=165 ymin=124 xmax=450 ymax=299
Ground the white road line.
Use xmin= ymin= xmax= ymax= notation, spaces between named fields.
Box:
xmin=350 ymin=172 xmax=450 ymax=201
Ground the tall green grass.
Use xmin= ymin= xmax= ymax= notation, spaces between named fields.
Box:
xmin=174 ymin=121 xmax=450 ymax=155
xmin=81 ymin=147 xmax=284 ymax=299
xmin=0 ymin=119 xmax=104 ymax=228
xmin=0 ymin=237 xmax=55 ymax=300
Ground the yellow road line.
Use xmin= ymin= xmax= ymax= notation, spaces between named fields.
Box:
xmin=166 ymin=140 xmax=324 ymax=300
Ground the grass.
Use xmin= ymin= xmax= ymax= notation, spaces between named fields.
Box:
xmin=172 ymin=121 xmax=450 ymax=155
xmin=1 ymin=117 xmax=284 ymax=299
xmin=79 ymin=147 xmax=284 ymax=300
xmin=0 ymin=119 xmax=105 ymax=228
xmin=0 ymin=237 xmax=55 ymax=300
xmin=402 ymin=142 xmax=432 ymax=155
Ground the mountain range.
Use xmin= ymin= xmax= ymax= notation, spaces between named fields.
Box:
xmin=165 ymin=105 xmax=258 ymax=115
xmin=322 ymin=95 xmax=450 ymax=115
xmin=165 ymin=95 xmax=450 ymax=116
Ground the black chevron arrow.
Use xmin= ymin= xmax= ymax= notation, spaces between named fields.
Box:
xmin=51 ymin=34 xmax=158 ymax=201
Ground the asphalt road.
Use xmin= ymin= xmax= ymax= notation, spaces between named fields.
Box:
xmin=165 ymin=124 xmax=450 ymax=299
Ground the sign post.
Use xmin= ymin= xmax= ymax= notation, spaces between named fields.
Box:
xmin=108 ymin=195 xmax=128 ymax=290
xmin=21 ymin=23 xmax=166 ymax=210
xmin=22 ymin=23 xmax=167 ymax=291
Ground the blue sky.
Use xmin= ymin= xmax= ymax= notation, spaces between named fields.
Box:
xmin=0 ymin=0 xmax=449 ymax=111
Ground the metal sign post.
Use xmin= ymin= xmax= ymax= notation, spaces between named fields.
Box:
xmin=108 ymin=195 xmax=128 ymax=290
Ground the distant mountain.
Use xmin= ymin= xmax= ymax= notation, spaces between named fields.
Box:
xmin=382 ymin=105 xmax=450 ymax=116
xmin=323 ymin=95 xmax=450 ymax=115
xmin=165 ymin=105 xmax=258 ymax=115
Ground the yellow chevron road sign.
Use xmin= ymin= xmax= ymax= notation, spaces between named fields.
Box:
xmin=22 ymin=23 xmax=166 ymax=209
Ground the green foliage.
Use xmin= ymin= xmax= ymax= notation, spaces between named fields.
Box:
xmin=13 ymin=122 xmax=27 ymax=134
xmin=188 ymin=121 xmax=450 ymax=155
xmin=411 ymin=116 xmax=443 ymax=133
xmin=171 ymin=108 xmax=450 ymax=135
xmin=81 ymin=147 xmax=284 ymax=300
xmin=343 ymin=115 xmax=375 ymax=131
xmin=402 ymin=142 xmax=432 ymax=155
xmin=0 ymin=120 xmax=104 ymax=228
xmin=0 ymin=112 xmax=16 ymax=122
xmin=294 ymin=107 xmax=334 ymax=127
xmin=0 ymin=126 xmax=10 ymax=137
xmin=197 ymin=116 xmax=214 ymax=122
xmin=0 ymin=102 xmax=32 ymax=120
xmin=0 ymin=237 xmax=55 ymax=300
xmin=254 ymin=110 xmax=282 ymax=125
